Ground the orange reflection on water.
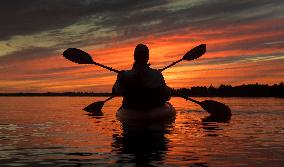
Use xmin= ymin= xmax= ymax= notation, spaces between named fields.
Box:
xmin=1 ymin=97 xmax=284 ymax=166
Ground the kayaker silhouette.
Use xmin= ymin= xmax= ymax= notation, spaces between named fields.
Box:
xmin=63 ymin=44 xmax=232 ymax=120
xmin=112 ymin=44 xmax=171 ymax=110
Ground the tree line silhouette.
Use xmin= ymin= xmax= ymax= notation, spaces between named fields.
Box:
xmin=0 ymin=83 xmax=283 ymax=97
xmin=172 ymin=83 xmax=284 ymax=98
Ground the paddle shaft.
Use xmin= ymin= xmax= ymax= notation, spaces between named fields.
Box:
xmin=183 ymin=96 xmax=200 ymax=104
xmin=104 ymin=96 xmax=115 ymax=102
xmin=159 ymin=59 xmax=183 ymax=71
xmin=92 ymin=62 xmax=120 ymax=73
xmin=93 ymin=58 xmax=183 ymax=73
xmin=105 ymin=92 xmax=201 ymax=106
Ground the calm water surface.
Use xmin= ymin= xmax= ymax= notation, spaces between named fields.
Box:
xmin=0 ymin=97 xmax=284 ymax=166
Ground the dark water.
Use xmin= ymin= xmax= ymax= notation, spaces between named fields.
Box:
xmin=0 ymin=97 xmax=283 ymax=166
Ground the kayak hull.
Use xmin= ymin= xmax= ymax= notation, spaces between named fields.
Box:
xmin=116 ymin=102 xmax=176 ymax=126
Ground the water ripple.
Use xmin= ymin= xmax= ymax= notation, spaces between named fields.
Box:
xmin=0 ymin=97 xmax=283 ymax=166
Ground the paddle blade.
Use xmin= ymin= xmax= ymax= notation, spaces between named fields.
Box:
xmin=199 ymin=100 xmax=231 ymax=118
xmin=183 ymin=44 xmax=206 ymax=61
xmin=63 ymin=48 xmax=94 ymax=64
xmin=83 ymin=101 xmax=105 ymax=113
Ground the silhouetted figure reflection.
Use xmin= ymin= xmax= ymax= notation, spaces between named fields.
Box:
xmin=112 ymin=123 xmax=173 ymax=167
xmin=111 ymin=44 xmax=175 ymax=165
xmin=112 ymin=44 xmax=171 ymax=110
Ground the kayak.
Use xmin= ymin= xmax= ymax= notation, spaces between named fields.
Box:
xmin=116 ymin=102 xmax=176 ymax=126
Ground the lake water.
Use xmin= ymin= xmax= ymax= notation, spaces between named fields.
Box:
xmin=0 ymin=97 xmax=284 ymax=167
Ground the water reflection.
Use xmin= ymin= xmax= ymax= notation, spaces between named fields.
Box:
xmin=201 ymin=113 xmax=231 ymax=138
xmin=111 ymin=112 xmax=230 ymax=166
xmin=1 ymin=97 xmax=284 ymax=166
xmin=85 ymin=112 xmax=104 ymax=119
xmin=202 ymin=114 xmax=231 ymax=123
xmin=112 ymin=121 xmax=174 ymax=166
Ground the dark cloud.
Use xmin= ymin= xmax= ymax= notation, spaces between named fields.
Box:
xmin=1 ymin=0 xmax=283 ymax=41
xmin=96 ymin=0 xmax=284 ymax=38
xmin=0 ymin=0 xmax=166 ymax=40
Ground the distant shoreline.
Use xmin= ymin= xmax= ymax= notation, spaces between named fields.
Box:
xmin=0 ymin=94 xmax=283 ymax=98
xmin=0 ymin=92 xmax=113 ymax=97
xmin=1 ymin=83 xmax=283 ymax=98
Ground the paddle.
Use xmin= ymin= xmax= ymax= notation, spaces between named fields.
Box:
xmin=182 ymin=96 xmax=231 ymax=118
xmin=63 ymin=48 xmax=120 ymax=73
xmin=63 ymin=44 xmax=206 ymax=113
xmin=63 ymin=44 xmax=206 ymax=73
xmin=159 ymin=44 xmax=206 ymax=71
xmin=85 ymin=93 xmax=231 ymax=118
xmin=83 ymin=96 xmax=115 ymax=113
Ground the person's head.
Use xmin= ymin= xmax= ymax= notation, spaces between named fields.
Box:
xmin=134 ymin=44 xmax=149 ymax=64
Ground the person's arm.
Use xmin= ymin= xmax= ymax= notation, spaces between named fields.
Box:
xmin=163 ymin=86 xmax=172 ymax=101
xmin=112 ymin=79 xmax=121 ymax=95
xmin=112 ymin=71 xmax=127 ymax=95
xmin=156 ymin=71 xmax=172 ymax=101
xmin=159 ymin=83 xmax=172 ymax=102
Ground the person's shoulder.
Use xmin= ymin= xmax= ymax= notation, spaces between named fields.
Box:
xmin=123 ymin=69 xmax=142 ymax=80
xmin=148 ymin=68 xmax=164 ymax=80
xmin=122 ymin=69 xmax=135 ymax=75
xmin=117 ymin=70 xmax=134 ymax=81
xmin=149 ymin=68 xmax=162 ymax=75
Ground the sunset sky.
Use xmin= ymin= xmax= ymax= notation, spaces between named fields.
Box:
xmin=0 ymin=0 xmax=283 ymax=93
